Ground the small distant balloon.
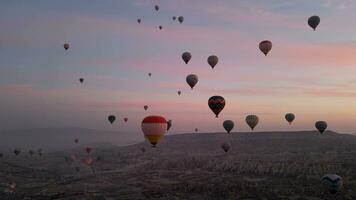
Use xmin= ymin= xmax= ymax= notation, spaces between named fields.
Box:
xmin=315 ymin=121 xmax=327 ymax=134
xmin=141 ymin=147 xmax=146 ymax=153
xmin=207 ymin=55 xmax=218 ymax=69
xmin=246 ymin=115 xmax=259 ymax=130
xmin=321 ymin=174 xmax=342 ymax=194
xmin=195 ymin=128 xmax=198 ymax=132
xmin=108 ymin=115 xmax=116 ymax=124
xmin=186 ymin=74 xmax=198 ymax=89
xmin=208 ymin=96 xmax=225 ymax=118
xmin=178 ymin=16 xmax=184 ymax=24
xmin=148 ymin=73 xmax=152 ymax=77
xmin=259 ymin=40 xmax=272 ymax=56
xmin=182 ymin=52 xmax=192 ymax=64
xmin=221 ymin=142 xmax=230 ymax=153
xmin=159 ymin=25 xmax=162 ymax=30
xmin=154 ymin=5 xmax=159 ymax=11
xmin=172 ymin=16 xmax=176 ymax=21
xmin=141 ymin=115 xmax=167 ymax=147
xmin=167 ymin=120 xmax=172 ymax=131
xmin=178 ymin=90 xmax=181 ymax=95
xmin=144 ymin=105 xmax=148 ymax=111
xmin=63 ymin=43 xmax=70 ymax=50
xmin=79 ymin=78 xmax=84 ymax=83
xmin=85 ymin=147 xmax=92 ymax=154
xmin=124 ymin=117 xmax=128 ymax=122
xmin=14 ymin=148 xmax=21 ymax=156
xmin=285 ymin=113 xmax=295 ymax=124
xmin=74 ymin=138 xmax=79 ymax=144
xmin=223 ymin=120 xmax=234 ymax=133
xmin=308 ymin=16 xmax=320 ymax=31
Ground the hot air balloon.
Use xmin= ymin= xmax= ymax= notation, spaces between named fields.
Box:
xmin=182 ymin=52 xmax=192 ymax=64
xmin=167 ymin=120 xmax=172 ymax=131
xmin=186 ymin=74 xmax=198 ymax=89
xmin=86 ymin=147 xmax=92 ymax=154
xmin=308 ymin=16 xmax=320 ymax=31
xmin=154 ymin=5 xmax=159 ymax=11
xmin=246 ymin=115 xmax=259 ymax=130
xmin=159 ymin=25 xmax=162 ymax=30
xmin=223 ymin=120 xmax=234 ymax=133
xmin=221 ymin=142 xmax=230 ymax=153
xmin=207 ymin=55 xmax=218 ymax=69
xmin=14 ymin=148 xmax=21 ymax=156
xmin=321 ymin=174 xmax=343 ymax=194
xmin=75 ymin=166 xmax=81 ymax=172
xmin=315 ymin=121 xmax=327 ymax=134
xmin=141 ymin=147 xmax=146 ymax=153
xmin=84 ymin=157 xmax=94 ymax=166
xmin=79 ymin=78 xmax=84 ymax=83
xmin=63 ymin=43 xmax=70 ymax=50
xmin=144 ymin=105 xmax=148 ymax=111
xmin=108 ymin=115 xmax=116 ymax=124
xmin=285 ymin=113 xmax=295 ymax=124
xmin=141 ymin=115 xmax=167 ymax=147
xmin=178 ymin=90 xmax=181 ymax=95
xmin=148 ymin=73 xmax=152 ymax=77
xmin=124 ymin=117 xmax=128 ymax=122
xmin=259 ymin=40 xmax=272 ymax=56
xmin=74 ymin=138 xmax=79 ymax=144
xmin=172 ymin=16 xmax=176 ymax=21
xmin=137 ymin=18 xmax=141 ymax=24
xmin=195 ymin=128 xmax=198 ymax=132
xmin=178 ymin=16 xmax=184 ymax=23
xmin=28 ymin=150 xmax=34 ymax=156
xmin=208 ymin=96 xmax=225 ymax=118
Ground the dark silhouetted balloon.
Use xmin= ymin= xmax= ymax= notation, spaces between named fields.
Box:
xmin=223 ymin=120 xmax=234 ymax=133
xmin=108 ymin=115 xmax=116 ymax=124
xmin=208 ymin=96 xmax=225 ymax=118
xmin=259 ymin=40 xmax=272 ymax=56
xmin=14 ymin=148 xmax=21 ymax=156
xmin=321 ymin=174 xmax=342 ymax=194
xmin=186 ymin=74 xmax=198 ymax=89
xmin=137 ymin=18 xmax=141 ymax=24
xmin=63 ymin=43 xmax=70 ymax=50
xmin=124 ymin=117 xmax=128 ymax=122
xmin=178 ymin=90 xmax=181 ymax=95
xmin=308 ymin=16 xmax=320 ymax=31
xmin=172 ymin=16 xmax=176 ymax=21
xmin=159 ymin=25 xmax=162 ymax=30
xmin=148 ymin=73 xmax=152 ymax=77
xmin=79 ymin=78 xmax=84 ymax=83
xmin=246 ymin=115 xmax=259 ymax=130
xmin=285 ymin=113 xmax=295 ymax=124
xmin=144 ymin=105 xmax=148 ymax=111
xmin=221 ymin=142 xmax=230 ymax=153
xmin=207 ymin=55 xmax=218 ymax=69
xmin=178 ymin=16 xmax=184 ymax=23
xmin=315 ymin=121 xmax=327 ymax=134
xmin=154 ymin=5 xmax=159 ymax=11
xmin=167 ymin=120 xmax=172 ymax=131
xmin=195 ymin=128 xmax=198 ymax=132
xmin=85 ymin=147 xmax=92 ymax=154
xmin=182 ymin=52 xmax=192 ymax=64
xmin=74 ymin=138 xmax=79 ymax=144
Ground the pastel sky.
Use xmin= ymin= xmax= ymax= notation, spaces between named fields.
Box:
xmin=1 ymin=0 xmax=356 ymax=134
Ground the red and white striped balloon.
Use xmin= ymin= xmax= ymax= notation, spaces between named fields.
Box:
xmin=141 ymin=115 xmax=167 ymax=147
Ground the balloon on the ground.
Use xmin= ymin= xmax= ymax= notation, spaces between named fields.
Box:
xmin=246 ymin=115 xmax=259 ymax=130
xmin=208 ymin=96 xmax=225 ymax=118
xmin=315 ymin=121 xmax=327 ymax=134
xmin=141 ymin=115 xmax=168 ymax=147
xmin=308 ymin=16 xmax=320 ymax=31
xmin=259 ymin=40 xmax=272 ymax=56
xmin=223 ymin=120 xmax=234 ymax=133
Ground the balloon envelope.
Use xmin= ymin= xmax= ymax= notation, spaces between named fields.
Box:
xmin=63 ymin=43 xmax=69 ymax=50
xmin=182 ymin=52 xmax=192 ymax=64
xmin=108 ymin=115 xmax=116 ymax=124
xmin=315 ymin=121 xmax=327 ymax=134
xmin=285 ymin=113 xmax=295 ymax=124
xmin=308 ymin=16 xmax=320 ymax=31
xmin=79 ymin=78 xmax=84 ymax=83
xmin=137 ymin=18 xmax=141 ymax=24
xmin=154 ymin=5 xmax=159 ymax=11
xmin=259 ymin=40 xmax=272 ymax=56
xmin=178 ymin=90 xmax=181 ymax=95
xmin=85 ymin=147 xmax=92 ymax=154
xmin=141 ymin=115 xmax=167 ymax=147
xmin=321 ymin=174 xmax=342 ymax=194
xmin=246 ymin=115 xmax=259 ymax=130
xmin=186 ymin=74 xmax=198 ymax=89
xmin=124 ymin=117 xmax=128 ymax=122
xmin=223 ymin=120 xmax=234 ymax=133
xmin=221 ymin=142 xmax=230 ymax=153
xmin=144 ymin=105 xmax=148 ymax=110
xmin=208 ymin=96 xmax=225 ymax=118
xmin=178 ymin=16 xmax=184 ymax=23
xmin=207 ymin=55 xmax=218 ymax=69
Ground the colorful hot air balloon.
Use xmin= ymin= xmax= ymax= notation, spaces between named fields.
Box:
xmin=208 ymin=96 xmax=225 ymax=118
xmin=167 ymin=120 xmax=172 ymax=131
xmin=246 ymin=115 xmax=259 ymax=130
xmin=315 ymin=121 xmax=327 ymax=134
xmin=172 ymin=16 xmax=176 ymax=21
xmin=85 ymin=147 xmax=92 ymax=154
xmin=74 ymin=138 xmax=79 ymax=144
xmin=63 ymin=43 xmax=70 ymax=50
xmin=259 ymin=40 xmax=272 ymax=56
xmin=154 ymin=5 xmax=159 ymax=11
xmin=223 ymin=120 xmax=234 ymax=133
xmin=178 ymin=90 xmax=181 ymax=95
xmin=108 ymin=115 xmax=116 ymax=124
xmin=141 ymin=115 xmax=167 ymax=147
xmin=79 ymin=78 xmax=84 ymax=83
xmin=144 ymin=105 xmax=148 ymax=111
xmin=186 ymin=74 xmax=198 ymax=89
xmin=285 ymin=113 xmax=295 ymax=124
xmin=178 ymin=16 xmax=184 ymax=23
xmin=14 ymin=148 xmax=21 ymax=156
xmin=207 ymin=55 xmax=218 ymax=69
xmin=308 ymin=16 xmax=320 ymax=31
xmin=182 ymin=52 xmax=192 ymax=64
xmin=221 ymin=142 xmax=230 ymax=153
xmin=137 ymin=18 xmax=141 ymax=24
xmin=321 ymin=174 xmax=343 ymax=194
xmin=124 ymin=117 xmax=128 ymax=122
